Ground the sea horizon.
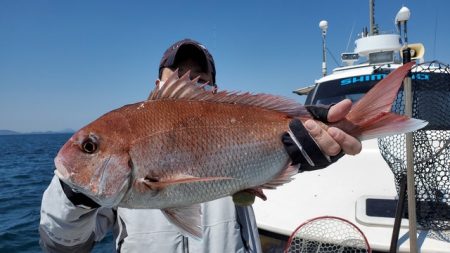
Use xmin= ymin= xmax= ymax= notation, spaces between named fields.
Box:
xmin=0 ymin=129 xmax=75 ymax=136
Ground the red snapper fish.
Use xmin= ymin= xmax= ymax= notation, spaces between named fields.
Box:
xmin=55 ymin=62 xmax=425 ymax=238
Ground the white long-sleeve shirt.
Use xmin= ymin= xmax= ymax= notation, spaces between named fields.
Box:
xmin=40 ymin=175 xmax=262 ymax=252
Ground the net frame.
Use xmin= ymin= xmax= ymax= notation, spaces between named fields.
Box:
xmin=284 ymin=216 xmax=371 ymax=253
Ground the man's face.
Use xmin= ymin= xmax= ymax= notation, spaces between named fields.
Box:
xmin=159 ymin=58 xmax=213 ymax=85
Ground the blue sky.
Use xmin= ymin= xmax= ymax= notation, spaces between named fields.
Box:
xmin=1 ymin=0 xmax=449 ymax=132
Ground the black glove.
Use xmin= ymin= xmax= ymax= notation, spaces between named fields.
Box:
xmin=305 ymin=104 xmax=333 ymax=123
xmin=282 ymin=104 xmax=344 ymax=171
xmin=60 ymin=180 xmax=100 ymax=209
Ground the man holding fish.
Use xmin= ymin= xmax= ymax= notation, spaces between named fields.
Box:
xmin=40 ymin=38 xmax=408 ymax=252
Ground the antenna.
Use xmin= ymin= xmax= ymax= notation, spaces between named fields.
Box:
xmin=319 ymin=20 xmax=328 ymax=77
xmin=345 ymin=21 xmax=356 ymax=52
xmin=433 ymin=8 xmax=438 ymax=59
xmin=369 ymin=0 xmax=375 ymax=35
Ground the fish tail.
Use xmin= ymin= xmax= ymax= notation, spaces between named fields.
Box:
xmin=344 ymin=62 xmax=428 ymax=140
xmin=350 ymin=112 xmax=428 ymax=141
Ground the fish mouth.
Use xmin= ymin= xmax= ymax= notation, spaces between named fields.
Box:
xmin=54 ymin=156 xmax=70 ymax=180
xmin=53 ymin=169 xmax=130 ymax=208
xmin=53 ymin=155 xmax=131 ymax=208
xmin=53 ymin=156 xmax=83 ymax=195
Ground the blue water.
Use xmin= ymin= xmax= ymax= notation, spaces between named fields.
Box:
xmin=0 ymin=134 xmax=113 ymax=252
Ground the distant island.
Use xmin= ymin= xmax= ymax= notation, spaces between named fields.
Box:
xmin=0 ymin=129 xmax=75 ymax=136
xmin=0 ymin=130 xmax=20 ymax=135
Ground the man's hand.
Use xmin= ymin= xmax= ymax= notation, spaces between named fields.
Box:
xmin=304 ymin=99 xmax=362 ymax=156
xmin=282 ymin=99 xmax=362 ymax=171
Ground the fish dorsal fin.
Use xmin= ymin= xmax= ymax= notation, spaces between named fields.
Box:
xmin=148 ymin=70 xmax=309 ymax=118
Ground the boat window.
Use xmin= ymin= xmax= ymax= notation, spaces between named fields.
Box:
xmin=307 ymin=77 xmax=382 ymax=105
xmin=316 ymin=93 xmax=365 ymax=105
xmin=369 ymin=51 xmax=394 ymax=64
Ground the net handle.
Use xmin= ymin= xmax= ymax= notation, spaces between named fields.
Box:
xmin=284 ymin=215 xmax=372 ymax=253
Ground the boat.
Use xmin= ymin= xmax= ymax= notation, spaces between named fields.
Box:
xmin=253 ymin=1 xmax=450 ymax=252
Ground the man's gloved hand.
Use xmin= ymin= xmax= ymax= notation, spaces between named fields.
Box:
xmin=282 ymin=101 xmax=361 ymax=171
xmin=60 ymin=180 xmax=100 ymax=209
xmin=282 ymin=117 xmax=344 ymax=171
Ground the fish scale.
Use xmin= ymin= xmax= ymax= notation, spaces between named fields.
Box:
xmin=121 ymin=99 xmax=291 ymax=209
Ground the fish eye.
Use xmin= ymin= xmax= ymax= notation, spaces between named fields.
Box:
xmin=81 ymin=137 xmax=98 ymax=154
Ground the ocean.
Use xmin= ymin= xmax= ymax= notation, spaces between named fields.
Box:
xmin=0 ymin=134 xmax=113 ymax=252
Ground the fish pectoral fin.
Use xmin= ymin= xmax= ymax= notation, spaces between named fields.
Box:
xmin=162 ymin=205 xmax=202 ymax=240
xmin=261 ymin=164 xmax=299 ymax=189
xmin=232 ymin=164 xmax=299 ymax=206
xmin=138 ymin=174 xmax=234 ymax=191
xmin=233 ymin=188 xmax=267 ymax=206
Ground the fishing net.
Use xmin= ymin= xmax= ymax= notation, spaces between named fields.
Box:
xmin=285 ymin=216 xmax=371 ymax=253
xmin=378 ymin=61 xmax=450 ymax=231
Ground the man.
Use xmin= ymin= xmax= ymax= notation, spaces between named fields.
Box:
xmin=40 ymin=39 xmax=361 ymax=252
